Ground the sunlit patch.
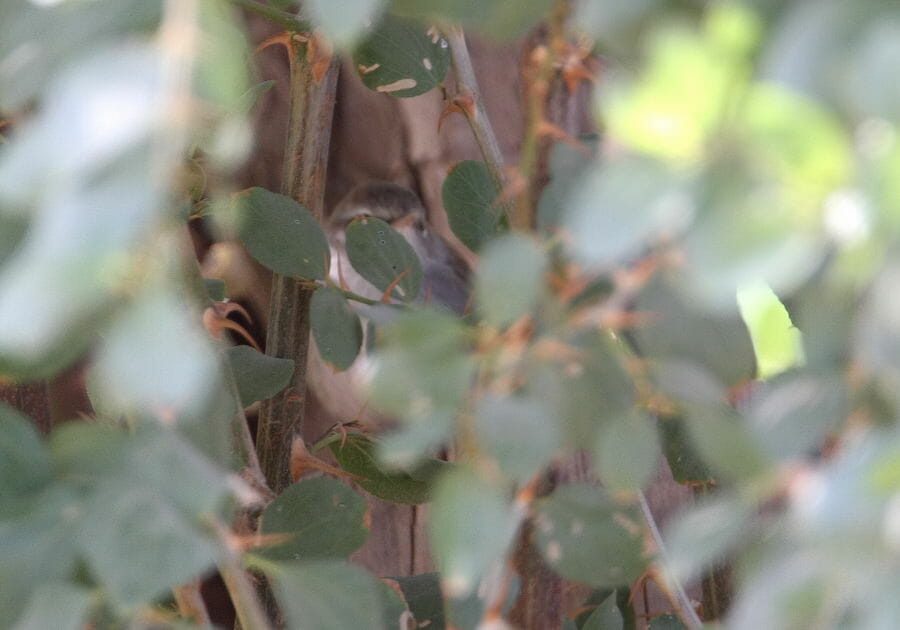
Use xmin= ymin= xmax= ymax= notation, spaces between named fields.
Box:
xmin=824 ymin=188 xmax=871 ymax=246
xmin=422 ymin=57 xmax=433 ymax=71
xmin=357 ymin=62 xmax=380 ymax=74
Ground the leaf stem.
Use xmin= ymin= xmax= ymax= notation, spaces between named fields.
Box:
xmin=638 ymin=491 xmax=705 ymax=630
xmin=228 ymin=0 xmax=307 ymax=32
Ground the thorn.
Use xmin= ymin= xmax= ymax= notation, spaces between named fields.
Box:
xmin=535 ymin=120 xmax=591 ymax=155
xmin=438 ymin=93 xmax=476 ymax=130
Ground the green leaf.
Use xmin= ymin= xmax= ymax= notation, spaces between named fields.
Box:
xmin=648 ymin=613 xmax=687 ymax=629
xmin=268 ymin=560 xmax=386 ymax=630
xmin=11 ymin=583 xmax=93 ymax=630
xmin=311 ymin=287 xmax=364 ymax=371
xmin=227 ymin=345 xmax=295 ymax=407
xmin=237 ymin=80 xmax=276 ymax=114
xmin=89 ymin=289 xmax=221 ymax=422
xmin=658 ymin=416 xmax=714 ymax=485
xmin=745 ymin=373 xmax=847 ymax=462
xmin=475 ymin=233 xmax=547 ymax=327
xmin=203 ymin=277 xmax=227 ymax=302
xmin=561 ymin=156 xmax=691 ymax=269
xmin=633 ymin=273 xmax=756 ymax=388
xmin=473 ymin=395 xmax=562 ymax=482
xmin=0 ymin=0 xmax=162 ymax=110
xmin=594 ymin=411 xmax=659 ymax=493
xmin=664 ymin=494 xmax=753 ymax=585
xmin=0 ymin=484 xmax=82 ymax=623
xmin=389 ymin=0 xmax=554 ymax=40
xmin=528 ymin=331 xmax=635 ymax=447
xmin=682 ymin=403 xmax=771 ymax=482
xmin=534 ymin=484 xmax=645 ymax=588
xmin=258 ymin=477 xmax=369 ymax=561
xmin=582 ymin=593 xmax=623 ymax=630
xmin=0 ymin=404 xmax=51 ymax=509
xmin=391 ymin=573 xmax=445 ymax=630
xmin=345 ymin=215 xmax=423 ymax=301
xmin=79 ymin=485 xmax=218 ymax=609
xmin=737 ymin=282 xmax=804 ymax=379
xmin=442 ymin=160 xmax=501 ymax=252
xmin=308 ymin=0 xmax=385 ymax=49
xmin=234 ymin=187 xmax=330 ymax=280
xmin=354 ymin=14 xmax=451 ymax=97
xmin=329 ymin=434 xmax=450 ymax=504
xmin=430 ymin=467 xmax=517 ymax=598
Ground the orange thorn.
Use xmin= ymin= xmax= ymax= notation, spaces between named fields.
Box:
xmin=380 ymin=267 xmax=411 ymax=303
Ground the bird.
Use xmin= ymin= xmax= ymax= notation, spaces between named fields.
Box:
xmin=306 ymin=181 xmax=470 ymax=427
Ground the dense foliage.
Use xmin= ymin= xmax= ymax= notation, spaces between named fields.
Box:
xmin=2 ymin=0 xmax=900 ymax=629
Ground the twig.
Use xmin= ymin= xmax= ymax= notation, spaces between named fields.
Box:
xmin=443 ymin=26 xmax=506 ymax=193
xmin=208 ymin=518 xmax=275 ymax=630
xmin=173 ymin=580 xmax=212 ymax=626
xmin=228 ymin=0 xmax=307 ymax=32
xmin=638 ymin=491 xmax=704 ymax=630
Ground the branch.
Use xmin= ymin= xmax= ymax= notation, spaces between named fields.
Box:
xmin=208 ymin=518 xmax=275 ymax=630
xmin=638 ymin=491 xmax=705 ymax=630
xmin=228 ymin=0 xmax=307 ymax=32
xmin=443 ymin=26 xmax=506 ymax=193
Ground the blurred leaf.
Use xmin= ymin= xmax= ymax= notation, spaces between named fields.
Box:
xmin=648 ymin=613 xmax=687 ymax=629
xmin=529 ymin=331 xmax=635 ymax=447
xmin=745 ymin=373 xmax=847 ymax=461
xmin=430 ymin=467 xmax=517 ymax=598
xmin=657 ymin=416 xmax=714 ymax=485
xmin=79 ymin=484 xmax=218 ymax=609
xmin=0 ymin=46 xmax=166 ymax=379
xmin=234 ymin=187 xmax=330 ymax=281
xmin=369 ymin=310 xmax=475 ymax=465
xmin=203 ymin=278 xmax=227 ymax=302
xmin=0 ymin=0 xmax=162 ymax=110
xmin=389 ymin=0 xmax=554 ymax=40
xmin=603 ymin=5 xmax=758 ymax=163
xmin=227 ymin=345 xmax=294 ymax=407
xmin=634 ymin=273 xmax=756 ymax=388
xmin=561 ymin=156 xmax=692 ymax=268
xmin=475 ymin=233 xmax=546 ymax=327
xmin=682 ymin=403 xmax=771 ymax=482
xmin=574 ymin=0 xmax=660 ymax=43
xmin=582 ymin=593 xmax=623 ymax=630
xmin=442 ymin=160 xmax=501 ymax=252
xmin=269 ymin=560 xmax=386 ymax=630
xmin=354 ymin=14 xmax=450 ymax=97
xmin=664 ymin=493 xmax=753 ymax=585
xmin=258 ymin=477 xmax=368 ymax=561
xmin=311 ymin=287 xmax=364 ymax=371
xmin=11 ymin=583 xmax=92 ymax=630
xmin=446 ymin=575 xmax=520 ymax=630
xmin=237 ymin=80 xmax=276 ymax=114
xmin=346 ymin=216 xmax=423 ymax=301
xmin=376 ymin=579 xmax=411 ymax=630
xmin=90 ymin=289 xmax=220 ymax=422
xmin=0 ymin=484 xmax=82 ymax=623
xmin=0 ymin=404 xmax=51 ymax=508
xmin=195 ymin=0 xmax=250 ymax=115
xmin=855 ymin=258 xmax=900 ymax=395
xmin=537 ymin=140 xmax=593 ymax=234
xmin=534 ymin=484 xmax=645 ymax=587
xmin=50 ymin=424 xmax=233 ymax=519
xmin=474 ymin=394 xmax=561 ymax=482
xmin=594 ymin=411 xmax=659 ymax=493
xmin=391 ymin=573 xmax=445 ymax=630
xmin=737 ymin=282 xmax=803 ymax=379
xmin=308 ymin=0 xmax=386 ymax=49
xmin=329 ymin=434 xmax=450 ymax=504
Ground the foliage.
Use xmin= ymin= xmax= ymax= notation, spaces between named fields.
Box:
xmin=2 ymin=0 xmax=900 ymax=629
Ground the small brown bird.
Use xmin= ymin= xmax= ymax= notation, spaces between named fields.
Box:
xmin=307 ymin=182 xmax=469 ymax=425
